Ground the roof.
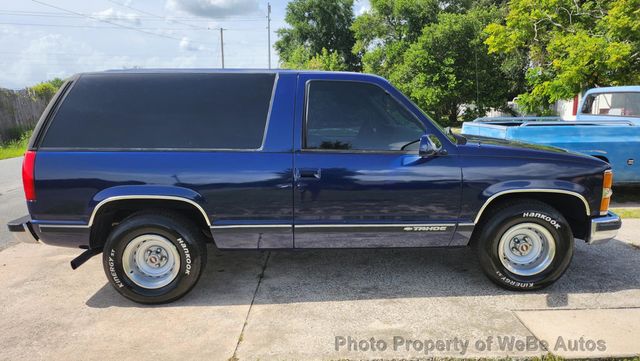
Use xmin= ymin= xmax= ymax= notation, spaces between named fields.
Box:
xmin=583 ymin=85 xmax=640 ymax=94
xmin=97 ymin=68 xmax=365 ymax=76
xmin=73 ymin=68 xmax=388 ymax=83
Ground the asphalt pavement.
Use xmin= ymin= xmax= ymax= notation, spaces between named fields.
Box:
xmin=0 ymin=157 xmax=27 ymax=250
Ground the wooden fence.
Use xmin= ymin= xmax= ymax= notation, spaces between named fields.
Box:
xmin=0 ymin=88 xmax=48 ymax=143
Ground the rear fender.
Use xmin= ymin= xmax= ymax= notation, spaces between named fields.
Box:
xmin=89 ymin=185 xmax=210 ymax=227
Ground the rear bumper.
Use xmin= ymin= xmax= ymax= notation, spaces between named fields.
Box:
xmin=587 ymin=212 xmax=621 ymax=245
xmin=7 ymin=215 xmax=39 ymax=244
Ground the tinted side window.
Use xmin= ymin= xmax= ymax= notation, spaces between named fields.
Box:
xmin=305 ymin=81 xmax=425 ymax=151
xmin=41 ymin=73 xmax=275 ymax=149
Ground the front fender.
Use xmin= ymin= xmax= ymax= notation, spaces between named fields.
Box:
xmin=473 ymin=180 xmax=592 ymax=224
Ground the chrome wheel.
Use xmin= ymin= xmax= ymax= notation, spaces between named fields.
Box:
xmin=122 ymin=234 xmax=181 ymax=289
xmin=498 ymin=223 xmax=556 ymax=276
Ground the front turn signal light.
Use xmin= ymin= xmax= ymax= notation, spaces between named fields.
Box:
xmin=600 ymin=170 xmax=613 ymax=215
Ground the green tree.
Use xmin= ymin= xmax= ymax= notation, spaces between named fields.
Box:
xmin=275 ymin=0 xmax=358 ymax=70
xmin=353 ymin=1 xmax=524 ymax=125
xmin=485 ymin=0 xmax=640 ymax=114
xmin=351 ymin=0 xmax=506 ymax=77
xmin=390 ymin=7 xmax=523 ymax=125
xmin=282 ymin=46 xmax=348 ymax=70
xmin=30 ymin=78 xmax=64 ymax=101
xmin=351 ymin=0 xmax=442 ymax=78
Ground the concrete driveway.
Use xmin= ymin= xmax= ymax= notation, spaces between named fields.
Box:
xmin=1 ymin=157 xmax=639 ymax=360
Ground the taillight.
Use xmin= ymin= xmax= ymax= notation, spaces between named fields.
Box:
xmin=22 ymin=150 xmax=36 ymax=201
xmin=600 ymin=170 xmax=613 ymax=215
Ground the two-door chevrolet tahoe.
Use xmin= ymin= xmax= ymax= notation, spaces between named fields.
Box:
xmin=8 ymin=70 xmax=621 ymax=303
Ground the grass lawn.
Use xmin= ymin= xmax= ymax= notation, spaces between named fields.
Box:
xmin=611 ymin=207 xmax=640 ymax=219
xmin=0 ymin=131 xmax=30 ymax=160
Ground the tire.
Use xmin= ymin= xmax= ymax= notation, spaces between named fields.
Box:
xmin=474 ymin=200 xmax=574 ymax=290
xmin=102 ymin=212 xmax=207 ymax=304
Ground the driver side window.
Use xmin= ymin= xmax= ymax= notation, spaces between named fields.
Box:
xmin=305 ymin=81 xmax=425 ymax=151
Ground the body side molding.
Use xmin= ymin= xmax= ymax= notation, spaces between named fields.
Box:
xmin=38 ymin=224 xmax=91 ymax=229
xmin=294 ymin=223 xmax=456 ymax=228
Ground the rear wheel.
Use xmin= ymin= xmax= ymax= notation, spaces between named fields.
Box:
xmin=474 ymin=200 xmax=574 ymax=290
xmin=102 ymin=212 xmax=207 ymax=304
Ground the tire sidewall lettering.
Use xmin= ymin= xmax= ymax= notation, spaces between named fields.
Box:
xmin=175 ymin=237 xmax=192 ymax=276
xmin=495 ymin=269 xmax=535 ymax=288
xmin=522 ymin=211 xmax=561 ymax=229
xmin=108 ymin=248 xmax=125 ymax=288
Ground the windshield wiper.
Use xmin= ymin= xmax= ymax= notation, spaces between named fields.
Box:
xmin=400 ymin=138 xmax=421 ymax=150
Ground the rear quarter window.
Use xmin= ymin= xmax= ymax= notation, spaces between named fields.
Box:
xmin=40 ymin=73 xmax=276 ymax=149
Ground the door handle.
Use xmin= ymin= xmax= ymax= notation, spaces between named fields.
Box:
xmin=296 ymin=168 xmax=321 ymax=179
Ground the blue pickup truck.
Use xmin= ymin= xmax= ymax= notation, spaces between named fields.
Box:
xmin=461 ymin=86 xmax=640 ymax=185
xmin=7 ymin=70 xmax=621 ymax=304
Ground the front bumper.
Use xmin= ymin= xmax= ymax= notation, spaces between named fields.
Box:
xmin=587 ymin=211 xmax=621 ymax=244
xmin=7 ymin=215 xmax=39 ymax=244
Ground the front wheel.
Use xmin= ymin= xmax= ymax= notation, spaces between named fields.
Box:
xmin=474 ymin=200 xmax=574 ymax=290
xmin=102 ymin=212 xmax=207 ymax=304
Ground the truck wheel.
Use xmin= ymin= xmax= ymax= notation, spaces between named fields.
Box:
xmin=102 ymin=212 xmax=207 ymax=304
xmin=474 ymin=200 xmax=574 ymax=290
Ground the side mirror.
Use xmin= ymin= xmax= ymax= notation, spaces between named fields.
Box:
xmin=419 ymin=134 xmax=445 ymax=157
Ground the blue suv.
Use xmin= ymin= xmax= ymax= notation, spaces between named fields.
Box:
xmin=8 ymin=70 xmax=621 ymax=303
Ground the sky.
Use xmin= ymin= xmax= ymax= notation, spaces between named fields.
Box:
xmin=0 ymin=0 xmax=371 ymax=89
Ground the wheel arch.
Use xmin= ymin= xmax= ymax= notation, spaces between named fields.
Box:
xmin=472 ymin=189 xmax=591 ymax=242
xmin=87 ymin=190 xmax=212 ymax=250
xmin=89 ymin=195 xmax=211 ymax=227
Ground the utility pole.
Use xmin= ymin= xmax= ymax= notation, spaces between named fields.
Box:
xmin=267 ymin=2 xmax=271 ymax=69
xmin=219 ymin=28 xmax=225 ymax=69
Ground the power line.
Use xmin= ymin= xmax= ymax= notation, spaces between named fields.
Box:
xmin=103 ymin=2 xmax=264 ymax=31
xmin=0 ymin=52 xmax=220 ymax=65
xmin=107 ymin=0 xmax=204 ymax=30
xmin=0 ymin=9 xmax=265 ymax=21
xmin=0 ymin=60 xmax=195 ymax=66
xmin=0 ymin=21 xmax=246 ymax=31
xmin=0 ymin=50 xmax=212 ymax=56
xmin=108 ymin=0 xmax=226 ymax=68
xmin=5 ymin=3 xmax=276 ymax=68
xmin=29 ymin=0 xmax=215 ymax=50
